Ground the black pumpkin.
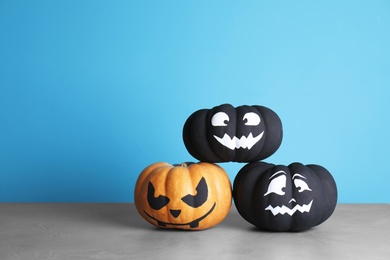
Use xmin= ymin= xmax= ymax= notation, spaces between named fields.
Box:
xmin=182 ymin=104 xmax=283 ymax=162
xmin=233 ymin=162 xmax=337 ymax=231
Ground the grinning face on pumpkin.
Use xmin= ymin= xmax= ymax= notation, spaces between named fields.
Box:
xmin=143 ymin=175 xmax=216 ymax=229
xmin=208 ymin=105 xmax=266 ymax=152
xmin=263 ymin=170 xmax=313 ymax=216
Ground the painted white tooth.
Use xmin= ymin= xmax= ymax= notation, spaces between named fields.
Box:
xmin=245 ymin=132 xmax=263 ymax=149
xmin=238 ymin=134 xmax=247 ymax=149
xmin=234 ymin=136 xmax=241 ymax=149
xmin=213 ymin=134 xmax=235 ymax=150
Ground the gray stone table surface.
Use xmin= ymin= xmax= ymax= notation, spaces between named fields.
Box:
xmin=0 ymin=203 xmax=389 ymax=260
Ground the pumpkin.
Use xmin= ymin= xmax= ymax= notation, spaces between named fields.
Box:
xmin=182 ymin=104 xmax=283 ymax=163
xmin=233 ymin=162 xmax=337 ymax=231
xmin=134 ymin=162 xmax=232 ymax=230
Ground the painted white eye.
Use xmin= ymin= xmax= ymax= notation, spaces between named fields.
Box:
xmin=294 ymin=179 xmax=312 ymax=193
xmin=211 ymin=112 xmax=229 ymax=126
xmin=243 ymin=112 xmax=260 ymax=126
xmin=264 ymin=172 xmax=286 ymax=196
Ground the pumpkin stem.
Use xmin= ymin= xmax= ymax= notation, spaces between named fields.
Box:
xmin=172 ymin=162 xmax=194 ymax=168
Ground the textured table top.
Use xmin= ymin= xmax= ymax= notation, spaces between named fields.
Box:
xmin=0 ymin=203 xmax=389 ymax=260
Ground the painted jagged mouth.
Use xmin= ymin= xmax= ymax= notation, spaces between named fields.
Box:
xmin=213 ymin=131 xmax=264 ymax=150
xmin=265 ymin=200 xmax=313 ymax=216
xmin=144 ymin=202 xmax=216 ymax=228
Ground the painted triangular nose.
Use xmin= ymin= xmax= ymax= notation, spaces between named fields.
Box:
xmin=170 ymin=209 xmax=181 ymax=218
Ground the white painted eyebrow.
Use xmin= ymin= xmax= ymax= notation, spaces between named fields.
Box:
xmin=269 ymin=170 xmax=287 ymax=179
xmin=292 ymin=173 xmax=307 ymax=180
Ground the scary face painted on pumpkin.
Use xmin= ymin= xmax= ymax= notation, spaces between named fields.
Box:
xmin=183 ymin=104 xmax=283 ymax=163
xmin=263 ymin=170 xmax=313 ymax=216
xmin=134 ymin=162 xmax=232 ymax=230
xmin=145 ymin=176 xmax=215 ymax=228
xmin=233 ymin=162 xmax=337 ymax=232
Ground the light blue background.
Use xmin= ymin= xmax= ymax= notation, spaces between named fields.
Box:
xmin=1 ymin=1 xmax=389 ymax=203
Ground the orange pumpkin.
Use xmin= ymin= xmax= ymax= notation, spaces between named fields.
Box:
xmin=134 ymin=162 xmax=232 ymax=230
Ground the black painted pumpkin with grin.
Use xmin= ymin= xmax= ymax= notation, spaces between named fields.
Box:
xmin=183 ymin=104 xmax=283 ymax=163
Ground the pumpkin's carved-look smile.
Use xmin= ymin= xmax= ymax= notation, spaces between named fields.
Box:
xmin=265 ymin=200 xmax=313 ymax=216
xmin=144 ymin=202 xmax=216 ymax=228
xmin=213 ymin=131 xmax=264 ymax=150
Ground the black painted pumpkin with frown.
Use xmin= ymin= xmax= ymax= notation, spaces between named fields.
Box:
xmin=233 ymin=162 xmax=337 ymax=231
xmin=183 ymin=104 xmax=283 ymax=163
xmin=134 ymin=162 xmax=232 ymax=230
